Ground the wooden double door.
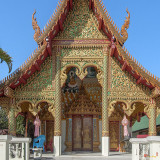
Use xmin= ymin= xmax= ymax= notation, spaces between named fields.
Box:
xmin=72 ymin=115 xmax=93 ymax=151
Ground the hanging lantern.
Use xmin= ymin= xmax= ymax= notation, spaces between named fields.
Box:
xmin=122 ymin=115 xmax=129 ymax=137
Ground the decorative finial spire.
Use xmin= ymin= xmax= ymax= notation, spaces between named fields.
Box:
xmin=121 ymin=8 xmax=130 ymax=42
xmin=32 ymin=9 xmax=41 ymax=42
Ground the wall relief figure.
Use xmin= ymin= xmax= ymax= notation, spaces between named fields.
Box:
xmin=62 ymin=67 xmax=79 ymax=93
xmin=68 ymin=71 xmax=78 ymax=88
xmin=86 ymin=67 xmax=97 ymax=78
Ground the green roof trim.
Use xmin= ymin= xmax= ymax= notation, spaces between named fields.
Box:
xmin=132 ymin=115 xmax=160 ymax=132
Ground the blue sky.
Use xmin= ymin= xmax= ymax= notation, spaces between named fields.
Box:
xmin=0 ymin=0 xmax=160 ymax=80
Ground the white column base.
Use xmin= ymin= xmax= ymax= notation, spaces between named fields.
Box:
xmin=102 ymin=137 xmax=109 ymax=156
xmin=0 ymin=135 xmax=12 ymax=160
xmin=54 ymin=136 xmax=61 ymax=157
xmin=147 ymin=136 xmax=160 ymax=160
xmin=132 ymin=143 xmax=140 ymax=160
xmin=25 ymin=142 xmax=30 ymax=160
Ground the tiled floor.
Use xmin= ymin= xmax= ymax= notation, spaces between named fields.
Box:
xmin=30 ymin=152 xmax=132 ymax=160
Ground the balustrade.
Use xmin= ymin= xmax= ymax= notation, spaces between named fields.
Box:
xmin=0 ymin=136 xmax=31 ymax=160
xmin=130 ymin=136 xmax=160 ymax=160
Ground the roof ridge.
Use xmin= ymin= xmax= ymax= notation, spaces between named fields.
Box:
xmin=0 ymin=44 xmax=47 ymax=88
xmin=117 ymin=44 xmax=160 ymax=86
xmin=94 ymin=0 xmax=128 ymax=44
xmin=34 ymin=0 xmax=129 ymax=45
xmin=37 ymin=0 xmax=68 ymax=43
xmin=95 ymin=0 xmax=120 ymax=33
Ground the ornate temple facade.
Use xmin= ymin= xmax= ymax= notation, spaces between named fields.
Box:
xmin=0 ymin=0 xmax=160 ymax=156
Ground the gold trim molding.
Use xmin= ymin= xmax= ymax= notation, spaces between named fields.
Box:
xmin=14 ymin=104 xmax=22 ymax=117
xmin=48 ymin=104 xmax=55 ymax=117
xmin=29 ymin=104 xmax=41 ymax=116
xmin=60 ymin=63 xmax=103 ymax=86
xmin=122 ymin=101 xmax=135 ymax=116
xmin=108 ymin=101 xmax=116 ymax=117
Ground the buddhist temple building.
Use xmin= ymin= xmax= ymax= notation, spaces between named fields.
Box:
xmin=0 ymin=0 xmax=160 ymax=157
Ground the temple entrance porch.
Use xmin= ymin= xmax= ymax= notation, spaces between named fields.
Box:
xmin=64 ymin=83 xmax=101 ymax=152
xmin=62 ymin=66 xmax=102 ymax=153
xmin=13 ymin=98 xmax=151 ymax=155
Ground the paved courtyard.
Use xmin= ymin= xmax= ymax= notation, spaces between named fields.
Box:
xmin=30 ymin=152 xmax=132 ymax=160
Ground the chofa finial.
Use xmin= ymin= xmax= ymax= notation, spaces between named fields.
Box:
xmin=32 ymin=9 xmax=41 ymax=42
xmin=121 ymin=8 xmax=130 ymax=42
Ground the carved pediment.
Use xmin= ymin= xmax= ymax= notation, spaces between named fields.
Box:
xmin=55 ymin=0 xmax=108 ymax=40
xmin=110 ymin=57 xmax=151 ymax=98
xmin=67 ymin=85 xmax=101 ymax=115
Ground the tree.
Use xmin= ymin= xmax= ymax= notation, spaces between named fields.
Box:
xmin=16 ymin=115 xmax=25 ymax=136
xmin=0 ymin=48 xmax=12 ymax=73
xmin=0 ymin=107 xmax=8 ymax=129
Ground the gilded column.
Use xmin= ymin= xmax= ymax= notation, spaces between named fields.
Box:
xmin=102 ymin=46 xmax=109 ymax=156
xmin=65 ymin=115 xmax=72 ymax=152
xmin=54 ymin=47 xmax=62 ymax=136
xmin=148 ymin=99 xmax=157 ymax=136
xmin=54 ymin=47 xmax=62 ymax=156
xmin=8 ymin=101 xmax=16 ymax=136
xmin=102 ymin=46 xmax=109 ymax=136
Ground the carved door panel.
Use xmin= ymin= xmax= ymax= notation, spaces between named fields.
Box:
xmin=46 ymin=121 xmax=54 ymax=150
xmin=109 ymin=121 xmax=119 ymax=151
xmin=82 ymin=115 xmax=93 ymax=151
xmin=73 ymin=115 xmax=82 ymax=150
xmin=72 ymin=115 xmax=93 ymax=151
xmin=41 ymin=121 xmax=45 ymax=135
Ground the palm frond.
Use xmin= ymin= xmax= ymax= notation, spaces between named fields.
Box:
xmin=0 ymin=48 xmax=12 ymax=73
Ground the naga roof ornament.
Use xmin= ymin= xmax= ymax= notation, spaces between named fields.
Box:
xmin=32 ymin=10 xmax=41 ymax=43
xmin=121 ymin=9 xmax=130 ymax=42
